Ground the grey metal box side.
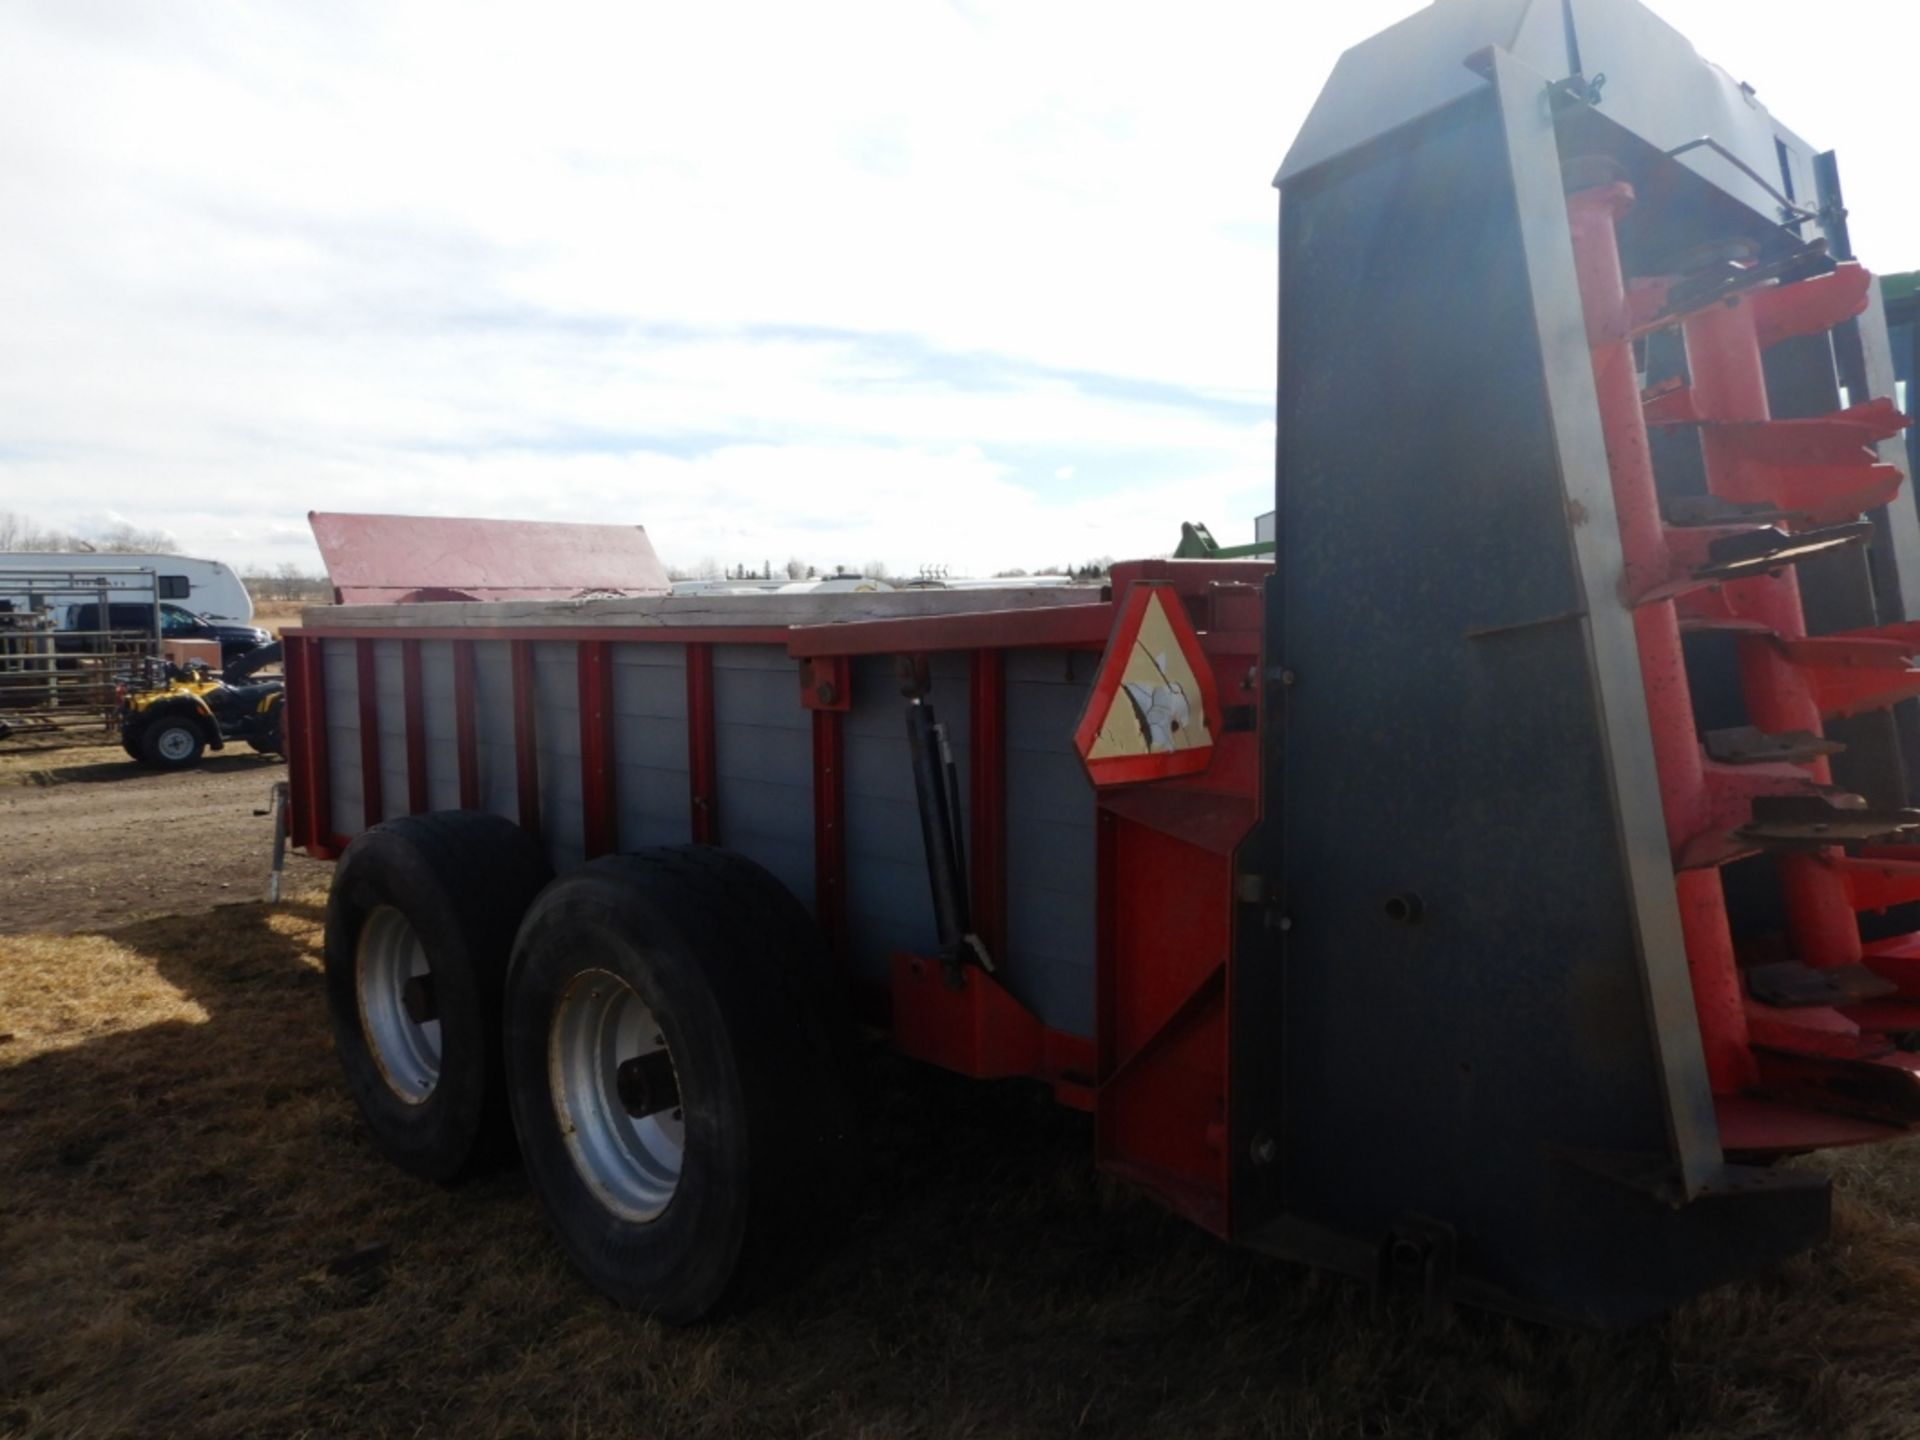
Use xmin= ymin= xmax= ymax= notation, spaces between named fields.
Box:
xmin=470 ymin=641 xmax=520 ymax=825
xmin=712 ymin=645 xmax=813 ymax=912
xmin=533 ymin=642 xmax=584 ymax=870
xmin=841 ymin=654 xmax=973 ymax=986
xmin=612 ymin=643 xmax=692 ymax=851
xmin=419 ymin=640 xmax=462 ymax=813
xmin=373 ymin=639 xmax=407 ymax=824
xmin=1003 ymin=651 xmax=1097 ymax=1036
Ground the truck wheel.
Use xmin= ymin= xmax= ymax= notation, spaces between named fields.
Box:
xmin=505 ymin=848 xmax=860 ymax=1321
xmin=139 ymin=717 xmax=205 ymax=770
xmin=324 ymin=812 xmax=552 ymax=1181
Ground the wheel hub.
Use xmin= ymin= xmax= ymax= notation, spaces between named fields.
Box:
xmin=549 ymin=969 xmax=685 ymax=1222
xmin=355 ymin=905 xmax=441 ymax=1104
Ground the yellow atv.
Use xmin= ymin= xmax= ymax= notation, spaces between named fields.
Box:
xmin=121 ymin=644 xmax=286 ymax=771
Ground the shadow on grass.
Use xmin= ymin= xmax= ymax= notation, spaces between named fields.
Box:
xmin=2 ymin=899 xmax=1910 ymax=1439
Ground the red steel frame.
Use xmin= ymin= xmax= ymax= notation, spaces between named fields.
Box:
xmin=401 ymin=639 xmax=428 ymax=817
xmin=579 ymin=640 xmax=617 ymax=859
xmin=686 ymin=643 xmax=717 ymax=844
xmin=1567 ymin=184 xmax=1755 ymax=1092
xmin=1569 ymin=179 xmax=1920 ymax=1151
xmin=811 ymin=709 xmax=846 ymax=956
xmin=284 ymin=574 xmax=1262 ymax=1231
xmin=1685 ymin=296 xmax=1861 ymax=968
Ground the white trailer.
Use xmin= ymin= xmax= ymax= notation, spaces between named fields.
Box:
xmin=0 ymin=552 xmax=253 ymax=622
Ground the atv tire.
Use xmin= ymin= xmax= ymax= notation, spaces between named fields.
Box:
xmin=324 ymin=811 xmax=552 ymax=1181
xmin=504 ymin=847 xmax=860 ymax=1322
xmin=139 ymin=717 xmax=205 ymax=770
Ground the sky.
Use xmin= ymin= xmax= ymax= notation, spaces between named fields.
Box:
xmin=1 ymin=0 xmax=1915 ymax=580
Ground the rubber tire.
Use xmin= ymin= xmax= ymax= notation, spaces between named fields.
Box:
xmin=139 ymin=717 xmax=205 ymax=770
xmin=120 ymin=732 xmax=143 ymax=761
xmin=324 ymin=811 xmax=553 ymax=1181
xmin=505 ymin=847 xmax=861 ymax=1322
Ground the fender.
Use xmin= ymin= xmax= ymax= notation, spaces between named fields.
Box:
xmin=140 ymin=692 xmax=226 ymax=750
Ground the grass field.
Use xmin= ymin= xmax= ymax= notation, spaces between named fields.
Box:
xmin=9 ymin=883 xmax=1920 ymax=1438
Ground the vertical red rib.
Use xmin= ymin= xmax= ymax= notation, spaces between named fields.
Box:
xmin=579 ymin=640 xmax=617 ymax=858
xmin=686 ymin=643 xmax=717 ymax=843
xmin=287 ymin=635 xmax=331 ymax=850
xmin=401 ymin=638 xmax=428 ymax=816
xmin=811 ymin=707 xmax=846 ymax=955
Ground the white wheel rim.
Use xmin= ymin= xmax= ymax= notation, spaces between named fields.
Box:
xmin=157 ymin=726 xmax=196 ymax=761
xmin=550 ymin=968 xmax=685 ymax=1222
xmin=355 ymin=905 xmax=441 ymax=1104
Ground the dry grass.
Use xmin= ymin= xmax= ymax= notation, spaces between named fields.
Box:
xmin=10 ymin=900 xmax=1920 ymax=1438
xmin=248 ymin=601 xmax=312 ymax=636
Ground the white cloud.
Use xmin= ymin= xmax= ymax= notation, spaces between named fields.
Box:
xmin=0 ymin=0 xmax=1913 ymax=577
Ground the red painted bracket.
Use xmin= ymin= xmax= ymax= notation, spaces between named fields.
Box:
xmin=798 ymin=654 xmax=850 ymax=711
xmin=1752 ymin=263 xmax=1874 ymax=350
xmin=1676 ymin=760 xmax=1827 ymax=868
xmin=889 ymin=953 xmax=1093 ymax=1108
xmin=1831 ymin=853 xmax=1920 ymax=914
xmin=1779 ymin=636 xmax=1920 ymax=719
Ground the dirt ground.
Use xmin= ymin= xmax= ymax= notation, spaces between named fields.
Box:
xmin=10 ymin=736 xmax=1920 ymax=1436
xmin=0 ymin=732 xmax=329 ymax=935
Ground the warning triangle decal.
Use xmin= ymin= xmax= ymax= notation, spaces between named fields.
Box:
xmin=1074 ymin=583 xmax=1220 ymax=786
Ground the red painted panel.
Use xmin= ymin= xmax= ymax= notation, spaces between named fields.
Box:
xmin=686 ymin=643 xmax=717 ymax=844
xmin=310 ymin=511 xmax=669 ymax=603
xmin=891 ymin=952 xmax=1093 ymax=1110
xmin=578 ymin=640 xmax=617 ymax=858
xmin=510 ymin=639 xmax=540 ymax=837
xmin=811 ymin=708 xmax=845 ymax=954
xmin=284 ymin=635 xmax=331 ymax=851
xmin=452 ymin=641 xmax=479 ymax=810
xmin=1095 ymin=816 xmax=1233 ymax=1235
xmin=355 ymin=638 xmax=383 ymax=827
xmin=401 ymin=638 xmax=428 ymax=816
xmin=968 ymin=649 xmax=1007 ymax=961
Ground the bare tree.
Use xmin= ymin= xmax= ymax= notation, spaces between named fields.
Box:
xmin=93 ymin=520 xmax=179 ymax=553
xmin=860 ymin=559 xmax=890 ymax=580
xmin=785 ymin=556 xmax=809 ymax=580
